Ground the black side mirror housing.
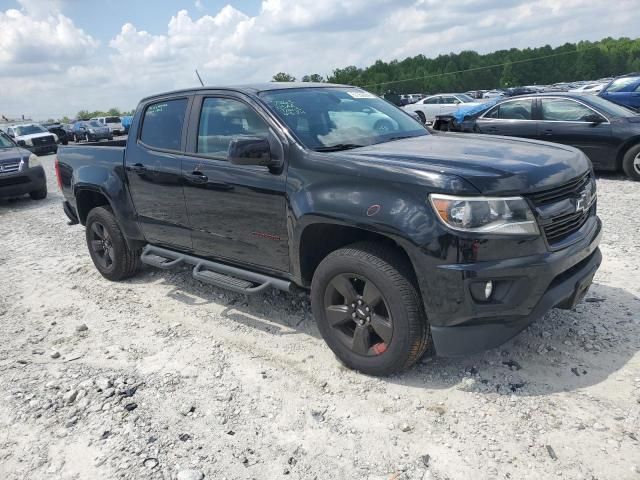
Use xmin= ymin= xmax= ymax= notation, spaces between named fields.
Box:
xmin=8 ymin=132 xmax=15 ymax=138
xmin=17 ymin=140 xmax=26 ymax=146
xmin=228 ymin=136 xmax=280 ymax=170
xmin=584 ymin=113 xmax=604 ymax=124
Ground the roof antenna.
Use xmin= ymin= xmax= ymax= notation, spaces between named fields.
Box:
xmin=195 ymin=69 xmax=205 ymax=87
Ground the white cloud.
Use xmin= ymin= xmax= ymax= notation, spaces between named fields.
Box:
xmin=1 ymin=0 xmax=640 ymax=119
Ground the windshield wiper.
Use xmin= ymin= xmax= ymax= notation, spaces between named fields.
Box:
xmin=314 ymin=143 xmax=365 ymax=152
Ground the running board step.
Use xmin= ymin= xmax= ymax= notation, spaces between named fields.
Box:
xmin=140 ymin=245 xmax=291 ymax=295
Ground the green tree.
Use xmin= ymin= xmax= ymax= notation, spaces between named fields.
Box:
xmin=107 ymin=108 xmax=121 ymax=116
xmin=76 ymin=110 xmax=91 ymax=120
xmin=272 ymin=72 xmax=296 ymax=82
xmin=302 ymin=73 xmax=324 ymax=82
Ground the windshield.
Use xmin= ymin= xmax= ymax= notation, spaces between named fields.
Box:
xmin=106 ymin=117 xmax=121 ymax=123
xmin=260 ymin=87 xmax=427 ymax=150
xmin=457 ymin=94 xmax=475 ymax=102
xmin=14 ymin=124 xmax=47 ymax=136
xmin=0 ymin=133 xmax=15 ymax=148
xmin=586 ymin=95 xmax=638 ymax=117
xmin=605 ymin=77 xmax=638 ymax=93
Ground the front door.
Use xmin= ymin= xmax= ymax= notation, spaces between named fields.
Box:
xmin=537 ymin=97 xmax=614 ymax=169
xmin=125 ymin=97 xmax=193 ymax=250
xmin=475 ymin=98 xmax=538 ymax=138
xmin=181 ymin=94 xmax=289 ymax=273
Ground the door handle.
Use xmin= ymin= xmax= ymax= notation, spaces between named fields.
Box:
xmin=184 ymin=171 xmax=208 ymax=184
xmin=130 ymin=163 xmax=146 ymax=173
xmin=542 ymin=129 xmax=554 ymax=136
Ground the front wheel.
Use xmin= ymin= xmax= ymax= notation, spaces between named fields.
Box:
xmin=29 ymin=186 xmax=47 ymax=200
xmin=416 ymin=111 xmax=426 ymax=124
xmin=622 ymin=144 xmax=640 ymax=181
xmin=311 ymin=242 xmax=430 ymax=376
xmin=85 ymin=206 xmax=141 ymax=281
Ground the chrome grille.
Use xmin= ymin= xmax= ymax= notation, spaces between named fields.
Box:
xmin=527 ymin=172 xmax=596 ymax=245
xmin=0 ymin=161 xmax=21 ymax=174
xmin=32 ymin=135 xmax=55 ymax=146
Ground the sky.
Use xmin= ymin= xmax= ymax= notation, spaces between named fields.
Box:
xmin=1 ymin=0 xmax=639 ymax=119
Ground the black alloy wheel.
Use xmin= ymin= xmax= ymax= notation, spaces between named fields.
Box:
xmin=311 ymin=242 xmax=430 ymax=376
xmin=324 ymin=273 xmax=393 ymax=356
xmin=88 ymin=221 xmax=114 ymax=270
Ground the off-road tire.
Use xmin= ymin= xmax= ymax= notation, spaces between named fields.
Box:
xmin=311 ymin=242 xmax=430 ymax=376
xmin=85 ymin=206 xmax=141 ymax=281
xmin=621 ymin=143 xmax=640 ymax=181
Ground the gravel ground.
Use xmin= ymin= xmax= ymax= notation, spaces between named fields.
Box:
xmin=0 ymin=154 xmax=639 ymax=480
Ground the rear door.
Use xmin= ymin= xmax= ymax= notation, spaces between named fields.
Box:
xmin=181 ymin=93 xmax=289 ymax=272
xmin=124 ymin=96 xmax=194 ymax=250
xmin=474 ymin=98 xmax=537 ymax=137
xmin=537 ymin=97 xmax=613 ymax=169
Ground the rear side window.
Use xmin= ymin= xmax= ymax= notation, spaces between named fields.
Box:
xmin=541 ymin=98 xmax=601 ymax=122
xmin=424 ymin=97 xmax=439 ymax=104
xmin=140 ymin=99 xmax=188 ymax=150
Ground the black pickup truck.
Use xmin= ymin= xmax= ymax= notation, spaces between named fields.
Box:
xmin=56 ymin=83 xmax=602 ymax=376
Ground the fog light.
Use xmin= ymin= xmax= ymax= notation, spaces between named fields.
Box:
xmin=470 ymin=280 xmax=494 ymax=302
xmin=484 ymin=281 xmax=493 ymax=300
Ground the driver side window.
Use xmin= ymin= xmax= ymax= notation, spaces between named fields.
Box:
xmin=197 ymin=97 xmax=270 ymax=160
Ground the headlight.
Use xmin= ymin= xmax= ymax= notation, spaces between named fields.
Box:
xmin=429 ymin=194 xmax=539 ymax=235
xmin=23 ymin=137 xmax=33 ymax=146
xmin=28 ymin=153 xmax=40 ymax=168
xmin=52 ymin=133 xmax=59 ymax=142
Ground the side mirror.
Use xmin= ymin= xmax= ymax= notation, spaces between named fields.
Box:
xmin=17 ymin=140 xmax=26 ymax=146
xmin=8 ymin=132 xmax=15 ymax=138
xmin=228 ymin=136 xmax=279 ymax=169
xmin=584 ymin=113 xmax=604 ymax=124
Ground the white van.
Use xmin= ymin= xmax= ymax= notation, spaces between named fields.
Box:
xmin=90 ymin=116 xmax=124 ymax=135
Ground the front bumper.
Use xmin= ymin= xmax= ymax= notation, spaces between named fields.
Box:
xmin=413 ymin=216 xmax=602 ymax=356
xmin=88 ymin=133 xmax=112 ymax=141
xmin=0 ymin=165 xmax=47 ymax=198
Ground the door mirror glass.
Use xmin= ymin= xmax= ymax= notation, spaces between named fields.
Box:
xmin=228 ymin=136 xmax=276 ymax=168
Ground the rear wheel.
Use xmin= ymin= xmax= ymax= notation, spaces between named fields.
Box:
xmin=622 ymin=144 xmax=640 ymax=181
xmin=85 ymin=206 xmax=141 ymax=281
xmin=311 ymin=242 xmax=430 ymax=376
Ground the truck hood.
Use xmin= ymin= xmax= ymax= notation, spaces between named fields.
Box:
xmin=0 ymin=146 xmax=28 ymax=163
xmin=340 ymin=133 xmax=591 ymax=195
xmin=16 ymin=132 xmax=54 ymax=141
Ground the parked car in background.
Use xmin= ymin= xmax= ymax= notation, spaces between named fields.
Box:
xmin=43 ymin=123 xmax=69 ymax=145
xmin=599 ymin=73 xmax=640 ymax=111
xmin=62 ymin=123 xmax=75 ymax=140
xmin=403 ymin=93 xmax=483 ymax=123
xmin=91 ymin=116 xmax=125 ymax=135
xmin=72 ymin=121 xmax=113 ymax=142
xmin=453 ymin=93 xmax=640 ymax=180
xmin=0 ymin=131 xmax=47 ymax=200
xmin=482 ymin=89 xmax=505 ymax=99
xmin=5 ymin=123 xmax=58 ymax=155
xmin=57 ymin=83 xmax=602 ymax=375
xmin=570 ymin=83 xmax=606 ymax=94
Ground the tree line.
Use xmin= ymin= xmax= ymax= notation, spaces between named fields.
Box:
xmin=272 ymin=36 xmax=640 ymax=94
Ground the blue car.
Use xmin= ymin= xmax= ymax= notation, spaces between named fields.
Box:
xmin=599 ymin=73 xmax=640 ymax=111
